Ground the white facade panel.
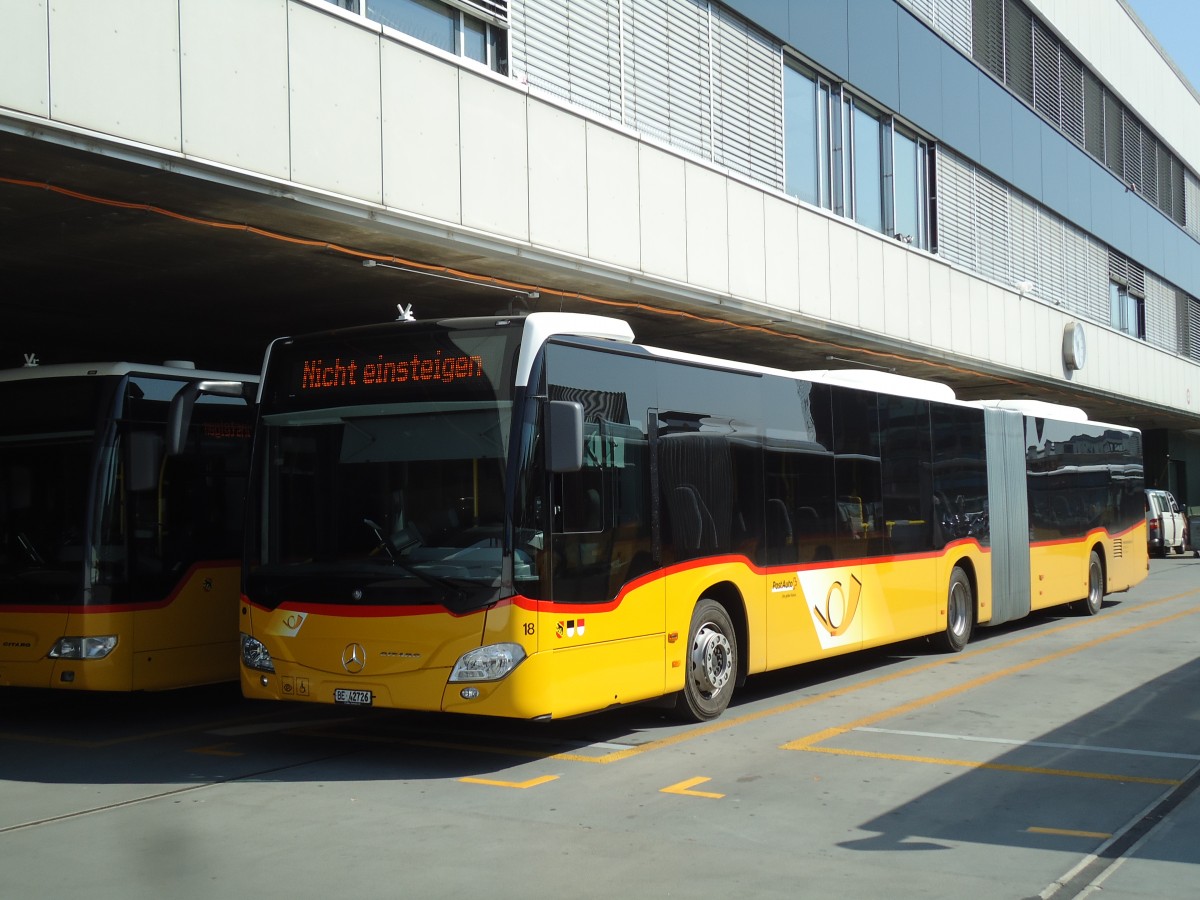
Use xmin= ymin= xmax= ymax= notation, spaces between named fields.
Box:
xmin=180 ymin=0 xmax=290 ymax=180
xmin=727 ymin=182 xmax=766 ymax=304
xmin=1019 ymin=298 xmax=1038 ymax=371
xmin=685 ymin=164 xmax=730 ymax=293
xmin=1032 ymin=303 xmax=1052 ymax=378
xmin=986 ymin=283 xmax=1006 ymax=364
xmin=906 ymin=254 xmax=932 ymax=346
xmin=381 ymin=44 xmax=461 ymax=223
xmin=288 ymin=4 xmax=382 ymax=203
xmin=48 ymin=0 xmax=181 ymax=149
xmin=948 ymin=269 xmax=973 ymax=355
xmin=585 ymin=124 xmax=641 ymax=270
xmin=826 ymin=224 xmax=859 ymax=326
xmin=763 ymin=197 xmax=801 ymax=311
xmin=856 ymin=232 xmax=885 ymax=334
xmin=968 ymin=278 xmax=989 ymax=360
xmin=882 ymin=241 xmax=910 ymax=341
xmin=928 ymin=263 xmax=953 ymax=352
xmin=639 ymin=146 xmax=688 ymax=283
xmin=795 ymin=210 xmax=831 ymax=318
xmin=527 ymin=101 xmax=588 ymax=257
xmin=0 ymin=0 xmax=48 ymax=116
xmin=460 ymin=76 xmax=530 ymax=241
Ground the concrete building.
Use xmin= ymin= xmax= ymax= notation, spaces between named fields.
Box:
xmin=1 ymin=0 xmax=1197 ymax=503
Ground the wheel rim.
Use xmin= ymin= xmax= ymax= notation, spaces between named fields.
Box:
xmin=1089 ymin=558 xmax=1103 ymax=610
xmin=948 ymin=579 xmax=969 ymax=638
xmin=690 ymin=622 xmax=733 ymax=697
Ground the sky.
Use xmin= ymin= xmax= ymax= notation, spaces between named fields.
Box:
xmin=1125 ymin=0 xmax=1200 ymax=91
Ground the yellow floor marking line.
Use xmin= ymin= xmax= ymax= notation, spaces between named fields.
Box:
xmin=283 ymin=590 xmax=1200 ymax=767
xmin=660 ymin=777 xmax=725 ymax=799
xmin=188 ymin=742 xmax=243 ymax=757
xmin=802 ymin=745 xmax=1180 ymax=786
xmin=783 ymin=600 xmax=1200 ymax=753
xmin=458 ymin=775 xmax=558 ymax=789
xmin=1028 ymin=827 xmax=1112 ymax=839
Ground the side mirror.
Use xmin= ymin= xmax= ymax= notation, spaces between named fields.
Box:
xmin=166 ymin=380 xmax=246 ymax=455
xmin=546 ymin=400 xmax=584 ymax=473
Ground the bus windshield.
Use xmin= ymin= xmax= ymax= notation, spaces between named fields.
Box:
xmin=247 ymin=321 xmax=525 ymax=610
xmin=0 ymin=377 xmax=107 ymax=603
xmin=258 ymin=402 xmax=512 ymax=585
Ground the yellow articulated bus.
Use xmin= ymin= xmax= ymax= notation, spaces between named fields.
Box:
xmin=239 ymin=312 xmax=1146 ymax=721
xmin=0 ymin=360 xmax=256 ymax=691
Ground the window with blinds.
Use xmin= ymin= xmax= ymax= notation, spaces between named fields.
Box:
xmin=512 ymin=1 xmax=786 ymax=190
xmin=510 ymin=0 xmax=622 ymax=117
xmin=712 ymin=6 xmax=784 ymax=186
xmin=936 ymin=147 xmax=1186 ymax=354
xmin=963 ymin=0 xmax=1188 ymax=228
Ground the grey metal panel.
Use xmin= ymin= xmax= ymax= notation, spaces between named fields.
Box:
xmin=940 ymin=46 xmax=980 ymax=159
xmin=1127 ymin=198 xmax=1149 ymax=268
xmin=978 ymin=84 xmax=1014 ymax=184
xmin=1039 ymin=128 xmax=1070 ymax=219
xmin=1009 ymin=102 xmax=1042 ymax=200
xmin=847 ymin=0 xmax=899 ymax=111
xmin=897 ymin=10 xmax=942 ymax=135
xmin=1089 ymin=164 xmax=1116 ymax=249
xmin=1065 ymin=143 xmax=1092 ymax=232
xmin=724 ymin=0 xmax=788 ymax=42
xmin=785 ymin=0 xmax=847 ymax=80
xmin=1107 ymin=185 xmax=1133 ymax=260
xmin=985 ymin=408 xmax=1030 ymax=626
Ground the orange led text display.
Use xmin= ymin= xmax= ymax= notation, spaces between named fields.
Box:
xmin=301 ymin=351 xmax=486 ymax=391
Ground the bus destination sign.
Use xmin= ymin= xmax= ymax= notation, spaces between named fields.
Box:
xmin=300 ymin=350 xmax=485 ymax=392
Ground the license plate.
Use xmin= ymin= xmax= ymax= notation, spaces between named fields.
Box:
xmin=334 ymin=688 xmax=373 ymax=706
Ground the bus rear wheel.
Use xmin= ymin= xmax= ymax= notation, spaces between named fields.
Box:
xmin=934 ymin=567 xmax=973 ymax=653
xmin=674 ymin=598 xmax=737 ymax=722
xmin=1083 ymin=549 xmax=1104 ymax=615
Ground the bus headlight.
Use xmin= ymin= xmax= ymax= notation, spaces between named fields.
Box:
xmin=48 ymin=636 xmax=118 ymax=660
xmin=240 ymin=633 xmax=275 ymax=673
xmin=449 ymin=643 xmax=526 ymax=682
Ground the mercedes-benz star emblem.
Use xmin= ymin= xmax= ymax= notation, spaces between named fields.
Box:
xmin=341 ymin=643 xmax=366 ymax=674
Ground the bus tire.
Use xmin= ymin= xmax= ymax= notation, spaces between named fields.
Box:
xmin=934 ymin=567 xmax=973 ymax=653
xmin=1082 ymin=549 xmax=1104 ymax=616
xmin=673 ymin=598 xmax=737 ymax=722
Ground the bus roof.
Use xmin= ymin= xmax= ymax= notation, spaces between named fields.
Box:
xmin=0 ymin=361 xmax=259 ymax=384
xmin=969 ymin=398 xmax=1089 ymax=422
xmin=793 ymin=368 xmax=957 ymax=402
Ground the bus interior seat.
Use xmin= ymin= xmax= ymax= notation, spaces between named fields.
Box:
xmin=672 ymin=484 xmax=716 ymax=553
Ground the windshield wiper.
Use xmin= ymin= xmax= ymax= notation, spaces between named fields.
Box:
xmin=363 ymin=518 xmax=468 ymax=606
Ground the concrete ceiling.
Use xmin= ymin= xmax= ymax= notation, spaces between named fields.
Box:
xmin=0 ymin=127 xmax=1192 ymax=433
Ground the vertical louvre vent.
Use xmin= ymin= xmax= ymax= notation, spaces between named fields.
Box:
xmin=1060 ymin=50 xmax=1084 ymax=145
xmin=972 ymin=0 xmax=1004 ymax=80
xmin=1083 ymin=71 xmax=1104 ymax=159
xmin=1032 ymin=22 xmax=1059 ymax=125
xmin=1003 ymin=0 xmax=1033 ymax=103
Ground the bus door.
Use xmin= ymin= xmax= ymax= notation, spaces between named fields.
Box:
xmin=541 ymin=343 xmax=661 ymax=709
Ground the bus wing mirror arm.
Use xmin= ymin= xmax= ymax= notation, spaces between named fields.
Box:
xmin=166 ymin=380 xmax=245 ymax=455
xmin=547 ymin=400 xmax=584 ymax=473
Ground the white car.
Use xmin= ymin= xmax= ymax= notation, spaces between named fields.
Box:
xmin=1145 ymin=489 xmax=1187 ymax=557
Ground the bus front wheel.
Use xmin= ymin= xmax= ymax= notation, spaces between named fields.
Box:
xmin=674 ymin=598 xmax=737 ymax=722
xmin=935 ymin=567 xmax=974 ymax=653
